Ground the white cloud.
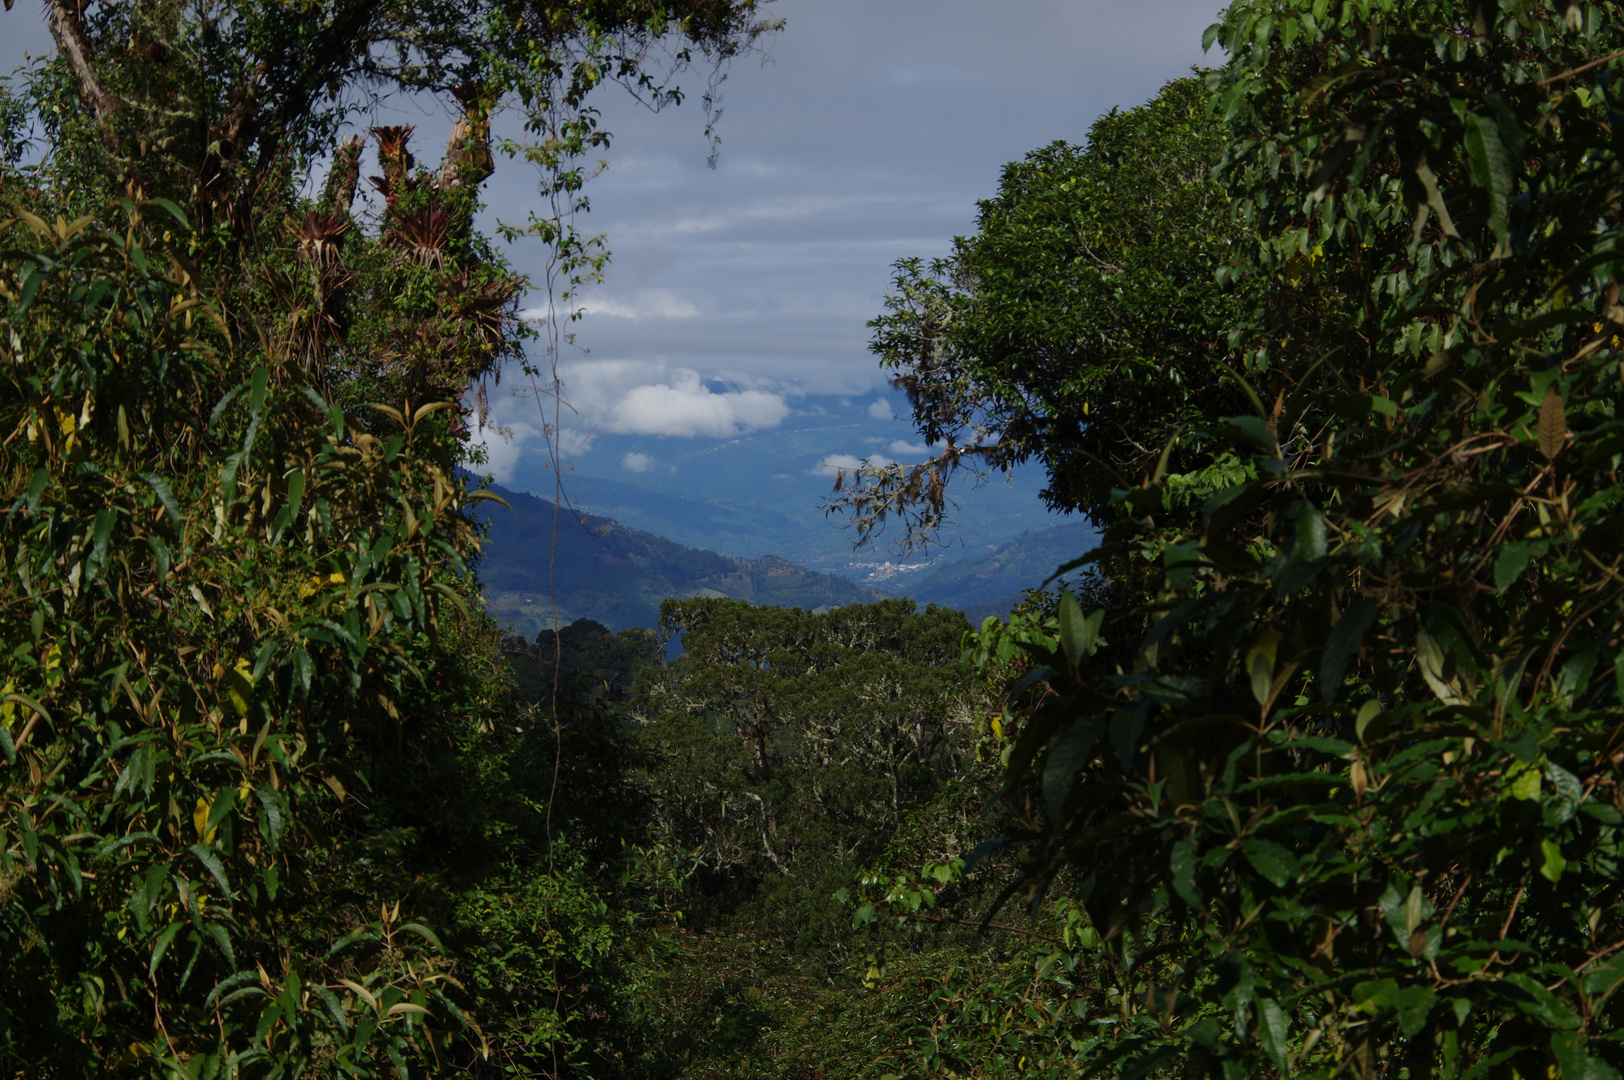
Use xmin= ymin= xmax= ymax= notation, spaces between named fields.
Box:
xmin=868 ymin=398 xmax=895 ymax=420
xmin=467 ymin=420 xmax=539 ymax=485
xmin=812 ymin=452 xmax=894 ymax=477
xmin=888 ymin=439 xmax=933 ymax=459
xmin=614 ymin=379 xmax=788 ymax=438
xmin=638 ymin=195 xmax=870 ymax=239
xmin=623 ymin=451 xmax=656 ymax=473
xmin=577 ymin=290 xmax=701 ymax=321
xmin=551 ymin=359 xmax=791 ymax=439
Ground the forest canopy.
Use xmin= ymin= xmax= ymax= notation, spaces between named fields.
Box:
xmin=11 ymin=0 xmax=1624 ymax=1079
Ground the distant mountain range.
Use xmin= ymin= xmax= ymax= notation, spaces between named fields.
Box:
xmin=471 ymin=480 xmax=1098 ymax=638
xmin=904 ymin=520 xmax=1099 ymax=620
xmin=472 ymin=482 xmax=888 ymax=639
xmin=497 ymin=417 xmax=1063 ymax=576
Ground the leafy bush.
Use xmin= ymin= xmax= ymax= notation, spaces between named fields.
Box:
xmin=968 ymin=3 xmax=1624 ymax=1078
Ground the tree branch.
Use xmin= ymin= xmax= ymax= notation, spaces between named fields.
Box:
xmin=45 ymin=0 xmax=117 ymax=130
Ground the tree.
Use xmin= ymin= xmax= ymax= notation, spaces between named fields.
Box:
xmin=0 ymin=1 xmax=777 ymax=1075
xmin=832 ymin=77 xmax=1249 ymax=551
xmin=631 ymin=597 xmax=984 ymax=951
xmin=976 ymin=2 xmax=1624 ymax=1078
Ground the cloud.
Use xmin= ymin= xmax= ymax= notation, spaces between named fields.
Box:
xmin=614 ymin=376 xmax=789 ymax=438
xmin=869 ymin=398 xmax=895 ymax=420
xmin=812 ymin=451 xmax=894 ymax=477
xmin=577 ymin=290 xmax=702 ymax=321
xmin=467 ymin=420 xmax=540 ymax=484
xmin=553 ymin=359 xmax=791 ymax=439
xmin=623 ymin=451 xmax=656 ymax=473
xmin=888 ymin=439 xmax=932 ymax=459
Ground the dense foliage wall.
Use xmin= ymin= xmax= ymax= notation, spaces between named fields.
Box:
xmin=815 ymin=4 xmax=1624 ymax=1080
xmin=881 ymin=3 xmax=1624 ymax=1079
xmin=0 ymin=1 xmax=777 ymax=1076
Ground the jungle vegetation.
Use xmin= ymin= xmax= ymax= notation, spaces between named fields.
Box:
xmin=9 ymin=1 xmax=1624 ymax=1079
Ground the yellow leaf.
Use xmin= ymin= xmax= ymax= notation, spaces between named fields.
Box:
xmin=193 ymin=797 xmax=217 ymax=844
xmin=337 ymin=978 xmax=379 ymax=1012
xmin=300 ymin=571 xmax=348 ymax=597
xmin=228 ymin=657 xmax=254 ymax=718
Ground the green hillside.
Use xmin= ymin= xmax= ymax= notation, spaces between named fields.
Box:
xmin=473 ymin=481 xmax=889 ymax=637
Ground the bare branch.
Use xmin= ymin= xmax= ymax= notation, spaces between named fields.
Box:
xmin=45 ymin=0 xmax=117 ymax=129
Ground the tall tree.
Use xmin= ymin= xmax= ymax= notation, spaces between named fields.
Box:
xmin=0 ymin=1 xmax=777 ymax=1075
xmin=832 ymin=77 xmax=1248 ymax=551
xmin=976 ymin=2 xmax=1624 ymax=1078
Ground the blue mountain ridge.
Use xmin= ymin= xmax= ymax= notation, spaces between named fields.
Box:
xmin=469 ymin=479 xmax=1099 ymax=637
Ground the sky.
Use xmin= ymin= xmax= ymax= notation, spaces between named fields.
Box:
xmin=2 ymin=0 xmax=1225 ymax=563
xmin=471 ymin=0 xmax=1225 ymax=489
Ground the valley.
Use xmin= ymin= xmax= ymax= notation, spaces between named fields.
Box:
xmin=472 ymin=479 xmax=1099 ymax=637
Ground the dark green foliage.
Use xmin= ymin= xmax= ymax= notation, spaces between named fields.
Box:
xmin=502 ymin=618 xmax=662 ymax=702
xmin=952 ymin=3 xmax=1624 ymax=1078
xmin=631 ymin=598 xmax=983 ymax=952
xmin=0 ymin=0 xmax=777 ymax=1075
xmin=833 ymin=77 xmax=1248 ymax=549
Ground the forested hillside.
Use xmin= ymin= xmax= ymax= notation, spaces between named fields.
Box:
xmin=9 ymin=1 xmax=1624 ymax=1079
xmin=474 ymin=481 xmax=887 ymax=637
xmin=904 ymin=520 xmax=1100 ymax=620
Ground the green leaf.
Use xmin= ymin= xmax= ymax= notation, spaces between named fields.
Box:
xmin=399 ymin=923 xmax=445 ymax=952
xmin=202 ymin=922 xmax=237 ymax=969
xmin=146 ymin=196 xmax=192 ymax=230
xmin=1043 ymin=714 xmax=1108 ymax=824
xmin=203 ymin=970 xmax=260 ymax=1011
xmin=1464 ymin=112 xmax=1512 ymax=252
xmin=147 ymin=534 xmax=171 ymax=584
xmin=1057 ymin=589 xmax=1086 ymax=667
xmin=205 ymin=787 xmax=238 ymax=837
xmin=1494 ymin=973 xmax=1581 ymax=1030
xmin=1494 ymin=539 xmax=1548 ymax=590
xmin=89 ymin=507 xmax=116 ymax=579
xmin=1170 ymin=838 xmax=1201 ymax=907
xmin=189 ymin=844 xmax=233 ymax=898
xmin=1256 ymin=997 xmax=1290 ymax=1072
xmin=1581 ymin=956 xmax=1624 ymax=1001
xmin=208 ymin=382 xmax=250 ymax=430
xmin=1293 ymin=503 xmax=1326 ymax=560
xmin=138 ymin=472 xmax=183 ymax=530
xmin=1540 ymin=838 xmax=1567 ymax=882
xmin=1507 ymin=762 xmax=1542 ymax=801
xmin=1226 ymin=415 xmax=1273 ymax=450
xmin=24 ymin=468 xmax=48 ymax=512
xmin=1320 ymin=598 xmax=1377 ymax=701
xmin=149 ymin=922 xmax=184 ymax=977
xmin=1395 ymin=985 xmax=1438 ymax=1038
xmin=1247 ymin=628 xmax=1278 ymax=707
xmin=1240 ymin=838 xmax=1297 ymax=887
xmin=256 ymin=789 xmax=285 ymax=849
